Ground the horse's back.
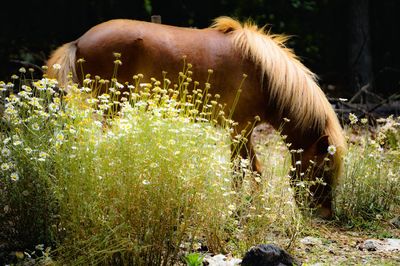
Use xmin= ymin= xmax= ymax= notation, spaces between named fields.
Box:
xmin=75 ymin=19 xmax=243 ymax=85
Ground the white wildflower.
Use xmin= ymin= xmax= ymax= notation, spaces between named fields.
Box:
xmin=38 ymin=151 xmax=48 ymax=161
xmin=13 ymin=140 xmax=22 ymax=146
xmin=48 ymin=103 xmax=58 ymax=112
xmin=228 ymin=204 xmax=236 ymax=212
xmin=10 ymin=172 xmax=19 ymax=182
xmin=94 ymin=121 xmax=103 ymax=128
xmin=349 ymin=113 xmax=358 ymax=124
xmin=1 ymin=147 xmax=11 ymax=157
xmin=55 ymin=132 xmax=65 ymax=142
xmin=327 ymin=145 xmax=336 ymax=155
xmin=361 ymin=118 xmax=368 ymax=124
xmin=1 ymin=162 xmax=10 ymax=171
xmin=32 ymin=123 xmax=40 ymax=131
xmin=52 ymin=64 xmax=61 ymax=70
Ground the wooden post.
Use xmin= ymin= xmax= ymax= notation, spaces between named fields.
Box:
xmin=151 ymin=15 xmax=162 ymax=24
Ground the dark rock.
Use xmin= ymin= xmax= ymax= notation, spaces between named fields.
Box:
xmin=241 ymin=244 xmax=301 ymax=266
xmin=362 ymin=240 xmax=378 ymax=251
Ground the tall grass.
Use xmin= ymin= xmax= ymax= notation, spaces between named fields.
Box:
xmin=0 ymin=76 xmax=63 ymax=253
xmin=0 ymin=64 xmax=249 ymax=264
xmin=335 ymin=115 xmax=400 ymax=225
xmin=1 ymin=63 xmax=399 ymax=265
xmin=53 ymin=83 xmax=237 ymax=265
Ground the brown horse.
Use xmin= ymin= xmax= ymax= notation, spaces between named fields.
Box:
xmin=46 ymin=17 xmax=346 ymax=218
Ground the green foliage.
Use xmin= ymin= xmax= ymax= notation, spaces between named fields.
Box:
xmin=183 ymin=252 xmax=204 ymax=266
xmin=0 ymin=60 xmax=305 ymax=263
xmin=143 ymin=0 xmax=152 ymax=15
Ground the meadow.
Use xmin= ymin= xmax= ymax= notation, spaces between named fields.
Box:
xmin=0 ymin=63 xmax=399 ymax=265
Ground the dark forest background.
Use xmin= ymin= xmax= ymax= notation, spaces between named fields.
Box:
xmin=1 ymin=0 xmax=399 ymax=99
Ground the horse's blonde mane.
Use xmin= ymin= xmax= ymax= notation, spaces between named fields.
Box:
xmin=211 ymin=17 xmax=346 ymax=150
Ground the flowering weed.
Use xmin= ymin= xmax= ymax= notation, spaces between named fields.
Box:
xmin=335 ymin=114 xmax=400 ymax=226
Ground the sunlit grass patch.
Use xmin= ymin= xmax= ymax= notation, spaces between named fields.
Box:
xmin=53 ymin=85 xmax=236 ymax=265
xmin=1 ymin=62 xmax=399 ymax=265
xmin=0 ymin=65 xmax=248 ymax=264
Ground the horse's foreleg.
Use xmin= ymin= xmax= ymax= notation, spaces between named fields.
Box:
xmin=289 ymin=155 xmax=333 ymax=219
xmin=309 ymin=176 xmax=334 ymax=219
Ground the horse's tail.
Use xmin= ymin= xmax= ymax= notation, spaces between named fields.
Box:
xmin=46 ymin=41 xmax=78 ymax=87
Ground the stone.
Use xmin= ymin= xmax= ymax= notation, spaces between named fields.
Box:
xmin=359 ymin=239 xmax=400 ymax=252
xmin=203 ymin=254 xmax=242 ymax=266
xmin=300 ymin=236 xmax=323 ymax=246
xmin=241 ymin=244 xmax=300 ymax=266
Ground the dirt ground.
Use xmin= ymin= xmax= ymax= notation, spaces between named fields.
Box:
xmin=294 ymin=219 xmax=400 ymax=265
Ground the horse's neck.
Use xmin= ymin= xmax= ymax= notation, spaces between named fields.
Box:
xmin=280 ymin=124 xmax=321 ymax=150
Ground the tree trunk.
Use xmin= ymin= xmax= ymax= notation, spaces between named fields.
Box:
xmin=348 ymin=0 xmax=373 ymax=99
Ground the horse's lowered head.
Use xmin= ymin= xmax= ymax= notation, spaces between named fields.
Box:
xmin=287 ymin=115 xmax=346 ymax=218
